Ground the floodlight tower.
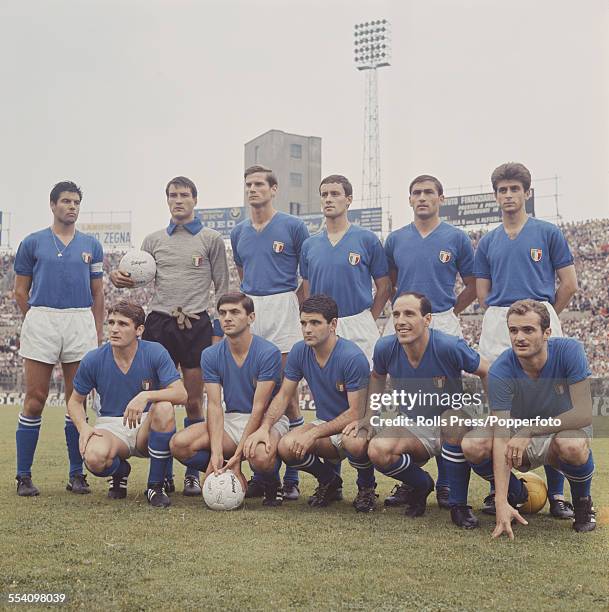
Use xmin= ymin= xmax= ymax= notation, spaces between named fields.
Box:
xmin=354 ymin=19 xmax=391 ymax=209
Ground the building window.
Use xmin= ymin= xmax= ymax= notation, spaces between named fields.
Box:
xmin=290 ymin=202 xmax=301 ymax=215
xmin=290 ymin=172 xmax=303 ymax=188
xmin=290 ymin=143 xmax=302 ymax=159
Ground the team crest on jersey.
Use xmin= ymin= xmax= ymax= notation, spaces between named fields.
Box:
xmin=192 ymin=255 xmax=203 ymax=267
xmin=438 ymin=250 xmax=452 ymax=264
xmin=530 ymin=248 xmax=543 ymax=262
xmin=141 ymin=379 xmax=152 ymax=391
xmin=432 ymin=376 xmax=446 ymax=389
xmin=336 ymin=382 xmax=345 ymax=392
xmin=81 ymin=252 xmax=92 ymax=264
xmin=272 ymin=241 xmax=285 ymax=254
xmin=348 ymin=252 xmax=361 ymax=266
xmin=554 ymin=383 xmax=566 ymax=395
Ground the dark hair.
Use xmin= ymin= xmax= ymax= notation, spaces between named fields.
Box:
xmin=507 ymin=299 xmax=550 ymax=332
xmin=165 ymin=176 xmax=198 ymax=199
xmin=217 ymin=292 xmax=255 ymax=315
xmin=50 ymin=181 xmax=82 ymax=204
xmin=108 ymin=300 xmax=145 ymax=328
xmin=409 ymin=175 xmax=443 ymax=196
xmin=393 ymin=292 xmax=432 ymax=317
xmin=300 ymin=294 xmax=338 ymax=323
xmin=319 ymin=175 xmax=353 ymax=198
xmin=491 ymin=163 xmax=531 ymax=193
xmin=244 ymin=165 xmax=278 ymax=188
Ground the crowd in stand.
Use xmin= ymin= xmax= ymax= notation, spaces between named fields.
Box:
xmin=0 ymin=218 xmax=607 ymax=387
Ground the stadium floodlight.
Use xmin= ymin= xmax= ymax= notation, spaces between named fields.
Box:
xmin=354 ymin=19 xmax=391 ymax=211
xmin=353 ymin=19 xmax=391 ymax=71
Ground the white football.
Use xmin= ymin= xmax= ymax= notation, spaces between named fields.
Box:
xmin=119 ymin=250 xmax=156 ymax=287
xmin=203 ymin=470 xmax=245 ymax=511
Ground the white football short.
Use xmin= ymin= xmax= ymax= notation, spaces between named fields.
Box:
xmin=374 ymin=419 xmax=441 ymax=460
xmin=520 ymin=425 xmax=593 ymax=471
xmin=19 ymin=306 xmax=97 ymax=364
xmin=479 ymin=302 xmax=562 ymax=364
xmin=247 ymin=291 xmax=301 ymax=353
xmin=336 ymin=309 xmax=379 ymax=368
xmin=223 ymin=412 xmax=290 ymax=446
xmin=383 ymin=308 xmax=463 ymax=338
xmin=311 ymin=418 xmax=348 ymax=460
xmin=93 ymin=413 xmax=149 ymax=458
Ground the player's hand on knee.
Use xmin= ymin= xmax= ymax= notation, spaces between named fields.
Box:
xmin=492 ymin=504 xmax=528 ymax=540
xmin=505 ymin=435 xmax=531 ymax=470
xmin=79 ymin=423 xmax=102 ymax=457
xmin=109 ymin=269 xmax=136 ymax=288
xmin=123 ymin=394 xmax=147 ymax=429
xmin=244 ymin=428 xmax=270 ymax=458
xmin=290 ymin=430 xmax=315 ymax=458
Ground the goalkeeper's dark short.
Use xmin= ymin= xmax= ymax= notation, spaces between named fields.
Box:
xmin=143 ymin=310 xmax=212 ymax=369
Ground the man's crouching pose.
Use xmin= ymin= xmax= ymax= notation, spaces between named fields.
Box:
xmin=67 ymin=301 xmax=186 ymax=507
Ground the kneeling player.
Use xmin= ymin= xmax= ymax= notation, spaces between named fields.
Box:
xmin=170 ymin=292 xmax=289 ymax=506
xmin=67 ymin=301 xmax=187 ymax=507
xmin=244 ymin=295 xmax=372 ymax=509
xmin=344 ymin=292 xmax=488 ymax=526
xmin=462 ymin=299 xmax=595 ymax=537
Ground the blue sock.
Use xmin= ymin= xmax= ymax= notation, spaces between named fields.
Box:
xmin=560 ymin=450 xmax=594 ymax=500
xmin=147 ymin=429 xmax=174 ymax=488
xmin=544 ymin=464 xmax=565 ymax=499
xmin=262 ymin=458 xmax=282 ymax=485
xmin=376 ymin=454 xmax=431 ymax=490
xmin=441 ymin=443 xmax=470 ymax=506
xmin=285 ymin=453 xmax=335 ymax=485
xmin=16 ymin=413 xmax=42 ymax=477
xmin=332 ymin=460 xmax=342 ymax=477
xmin=469 ymin=457 xmax=525 ymax=501
xmin=347 ymin=453 xmax=375 ymax=489
xmin=87 ymin=455 xmax=121 ymax=478
xmin=184 ymin=417 xmax=204 ymax=479
xmin=283 ymin=416 xmax=305 ymax=485
xmin=64 ymin=415 xmax=84 ymax=477
xmin=435 ymin=454 xmax=450 ymax=489
xmin=183 ymin=449 xmax=211 ymax=472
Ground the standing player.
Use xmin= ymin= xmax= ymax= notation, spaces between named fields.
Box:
xmin=110 ymin=176 xmax=229 ymax=496
xmin=343 ymin=292 xmax=488 ymax=525
xmin=170 ymin=292 xmax=289 ymax=506
xmin=382 ymin=175 xmax=476 ymax=508
xmin=67 ymin=301 xmax=187 ymax=507
xmin=230 ymin=165 xmax=309 ymax=500
xmin=461 ymin=299 xmax=595 ymax=536
xmin=243 ymin=295 xmax=372 ymax=510
xmin=13 ymin=181 xmax=104 ymax=496
xmin=475 ymin=162 xmax=579 ymax=517
xmin=300 ymin=174 xmax=391 ymax=366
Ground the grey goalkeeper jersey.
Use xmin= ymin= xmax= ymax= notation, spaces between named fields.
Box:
xmin=141 ymin=224 xmax=229 ymax=315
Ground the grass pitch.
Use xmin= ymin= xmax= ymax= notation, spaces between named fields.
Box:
xmin=1 ymin=405 xmax=608 ymax=611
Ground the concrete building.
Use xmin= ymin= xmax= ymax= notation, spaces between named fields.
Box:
xmin=244 ymin=129 xmax=322 ymax=215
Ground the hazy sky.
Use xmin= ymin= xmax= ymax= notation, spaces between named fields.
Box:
xmin=1 ymin=0 xmax=607 ymax=247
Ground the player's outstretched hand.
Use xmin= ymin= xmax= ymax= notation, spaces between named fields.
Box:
xmin=122 ymin=394 xmax=147 ymax=429
xmin=109 ymin=269 xmax=136 ymax=288
xmin=78 ymin=423 xmax=102 ymax=456
xmin=206 ymin=452 xmax=225 ymax=477
xmin=243 ymin=428 xmax=270 ymax=458
xmin=221 ymin=451 xmax=243 ymax=475
xmin=492 ymin=503 xmax=528 ymax=540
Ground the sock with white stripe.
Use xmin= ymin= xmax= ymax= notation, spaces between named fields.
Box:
xmin=469 ymin=457 xmax=526 ymax=501
xmin=375 ymin=454 xmax=430 ymax=490
xmin=65 ymin=415 xmax=84 ymax=477
xmin=283 ymin=417 xmax=305 ymax=486
xmin=347 ymin=452 xmax=376 ymax=489
xmin=441 ymin=443 xmax=470 ymax=505
xmin=147 ymin=429 xmax=175 ymax=488
xmin=87 ymin=455 xmax=121 ymax=478
xmin=435 ymin=455 xmax=449 ymax=489
xmin=544 ymin=464 xmax=565 ymax=499
xmin=183 ymin=417 xmax=204 ymax=479
xmin=16 ymin=413 xmax=42 ymax=477
xmin=560 ymin=450 xmax=594 ymax=500
xmin=285 ymin=453 xmax=335 ymax=485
